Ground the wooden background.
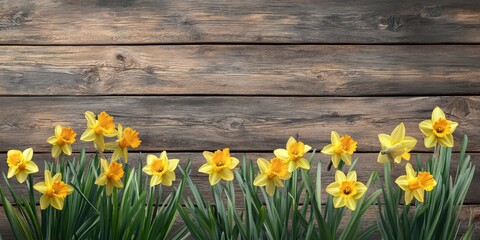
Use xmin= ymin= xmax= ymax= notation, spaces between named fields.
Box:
xmin=1 ymin=0 xmax=480 ymax=238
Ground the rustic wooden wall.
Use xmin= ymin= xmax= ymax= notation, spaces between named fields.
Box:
xmin=1 ymin=0 xmax=480 ymax=238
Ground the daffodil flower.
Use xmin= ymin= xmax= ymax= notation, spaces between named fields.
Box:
xmin=326 ymin=170 xmax=367 ymax=211
xmin=33 ymin=170 xmax=73 ymax=210
xmin=80 ymin=111 xmax=117 ymax=152
xmin=105 ymin=124 xmax=141 ymax=163
xmin=6 ymin=148 xmax=39 ymax=183
xmin=95 ymin=158 xmax=124 ymax=196
xmin=253 ymin=157 xmax=292 ymax=196
xmin=47 ymin=125 xmax=76 ymax=158
xmin=198 ymin=148 xmax=239 ymax=185
xmin=377 ymin=123 xmax=417 ymax=164
xmin=321 ymin=131 xmax=357 ymax=169
xmin=142 ymin=151 xmax=179 ymax=187
xmin=419 ymin=106 xmax=458 ymax=148
xmin=274 ymin=136 xmax=312 ymax=172
xmin=395 ymin=163 xmax=436 ymax=204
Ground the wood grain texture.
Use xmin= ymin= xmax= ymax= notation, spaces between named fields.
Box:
xmin=0 ymin=96 xmax=477 ymax=152
xmin=1 ymin=0 xmax=480 ymax=44
xmin=0 ymin=152 xmax=478 ymax=204
xmin=1 ymin=45 xmax=480 ymax=96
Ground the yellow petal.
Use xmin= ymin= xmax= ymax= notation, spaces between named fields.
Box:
xmin=378 ymin=134 xmax=392 ymax=148
xmin=40 ymin=195 xmax=50 ymax=210
xmin=287 ymin=161 xmax=297 ymax=172
xmin=95 ymin=135 xmax=105 ymax=152
xmin=346 ymin=171 xmax=357 ymax=181
xmin=332 ymin=196 xmax=345 ymax=208
xmin=44 ymin=171 xmax=52 ymax=186
xmin=266 ymin=182 xmax=276 ymax=196
xmin=438 ymin=134 xmax=454 ymax=148
xmin=168 ymin=159 xmax=180 ymax=171
xmin=304 ymin=144 xmax=312 ymax=153
xmin=401 ymin=152 xmax=411 ymax=161
xmin=62 ymin=144 xmax=72 ymax=156
xmin=325 ymin=182 xmax=340 ymax=196
xmin=257 ymin=158 xmax=270 ymax=173
xmin=419 ymin=120 xmax=433 ymax=136
xmin=345 ymin=198 xmax=357 ymax=211
xmin=253 ymin=173 xmax=268 ymax=186
xmin=16 ymin=171 xmax=28 ymax=183
xmin=297 ymin=158 xmax=310 ymax=170
xmin=401 ymin=136 xmax=417 ymax=151
xmin=100 ymin=158 xmax=109 ymax=172
xmin=111 ymin=147 xmax=123 ymax=161
xmin=106 ymin=183 xmax=114 ymax=196
xmin=150 ymin=175 xmax=161 ymax=186
xmin=321 ymin=144 xmax=335 ymax=155
xmin=354 ymin=182 xmax=367 ymax=199
xmin=391 ymin=123 xmax=405 ymax=145
xmin=405 ymin=163 xmax=415 ymax=178
xmin=52 ymin=145 xmax=62 ymax=158
xmin=142 ymin=166 xmax=153 ymax=175
xmin=22 ymin=148 xmax=33 ymax=161
xmin=449 ymin=120 xmax=459 ymax=133
xmin=395 ymin=175 xmax=409 ymax=190
xmin=123 ymin=148 xmax=129 ymax=163
xmin=424 ymin=134 xmax=437 ymax=148
xmin=286 ymin=136 xmax=296 ymax=149
xmin=85 ymin=111 xmax=96 ymax=128
xmin=7 ymin=168 xmax=18 ymax=179
xmin=394 ymin=156 xmax=402 ymax=164
xmin=198 ymin=163 xmax=213 ymax=174
xmin=33 ymin=182 xmax=47 ymax=194
xmin=273 ymin=178 xmax=284 ymax=187
xmin=335 ymin=170 xmax=346 ymax=182
xmin=160 ymin=151 xmax=168 ymax=161
xmin=104 ymin=142 xmax=118 ymax=151
xmin=162 ymin=176 xmax=173 ymax=187
xmin=385 ymin=143 xmax=406 ymax=158
xmin=431 ymin=106 xmax=445 ymax=122
xmin=95 ymin=174 xmax=107 ymax=186
xmin=413 ymin=189 xmax=424 ymax=202
xmin=117 ymin=124 xmax=123 ymax=139
xmin=25 ymin=161 xmax=39 ymax=174
xmin=112 ymin=179 xmax=124 ymax=188
xmin=67 ymin=185 xmax=74 ymax=194
xmin=80 ymin=129 xmax=96 ymax=142
xmin=54 ymin=125 xmax=62 ymax=137
xmin=203 ymin=151 xmax=214 ymax=163
xmin=404 ymin=190 xmax=414 ymax=204
xmin=209 ymin=173 xmax=221 ymax=185
xmin=51 ymin=197 xmax=64 ymax=210
xmin=331 ymin=131 xmax=340 ymax=146
xmin=47 ymin=136 xmax=57 ymax=145
xmin=52 ymin=172 xmax=62 ymax=183
xmin=332 ymin=154 xmax=341 ymax=168
xmin=377 ymin=152 xmax=389 ymax=164
xmin=274 ymin=149 xmax=289 ymax=160
xmin=229 ymin=157 xmax=240 ymax=169
xmin=340 ymin=153 xmax=352 ymax=166
xmin=146 ymin=154 xmax=156 ymax=165
xmin=219 ymin=169 xmax=234 ymax=181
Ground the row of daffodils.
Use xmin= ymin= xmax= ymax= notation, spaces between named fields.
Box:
xmin=1 ymin=107 xmax=475 ymax=239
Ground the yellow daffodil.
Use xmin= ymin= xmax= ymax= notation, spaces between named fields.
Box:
xmin=33 ymin=170 xmax=73 ymax=210
xmin=395 ymin=163 xmax=436 ymax=204
xmin=47 ymin=125 xmax=76 ymax=158
xmin=6 ymin=148 xmax=39 ymax=183
xmin=419 ymin=106 xmax=458 ymax=148
xmin=253 ymin=157 xmax=291 ymax=196
xmin=321 ymin=131 xmax=357 ymax=169
xmin=377 ymin=123 xmax=417 ymax=164
xmin=80 ymin=111 xmax=117 ymax=152
xmin=274 ymin=136 xmax=312 ymax=172
xmin=142 ymin=151 xmax=179 ymax=187
xmin=198 ymin=148 xmax=239 ymax=185
xmin=105 ymin=124 xmax=141 ymax=163
xmin=95 ymin=158 xmax=124 ymax=196
xmin=326 ymin=170 xmax=367 ymax=211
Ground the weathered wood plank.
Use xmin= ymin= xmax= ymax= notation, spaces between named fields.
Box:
xmin=1 ymin=45 xmax=480 ymax=96
xmin=1 ymin=0 xmax=480 ymax=44
xmin=0 ymin=96 xmax=477 ymax=152
xmin=1 ymin=152 xmax=478 ymax=204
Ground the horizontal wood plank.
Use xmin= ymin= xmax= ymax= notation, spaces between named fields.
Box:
xmin=0 ymin=45 xmax=480 ymax=96
xmin=1 ymin=0 xmax=480 ymax=44
xmin=1 ymin=152 xmax=479 ymax=204
xmin=0 ymin=151 xmax=479 ymax=240
xmin=0 ymin=96 xmax=477 ymax=152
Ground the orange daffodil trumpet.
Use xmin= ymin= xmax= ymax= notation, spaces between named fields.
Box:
xmin=199 ymin=148 xmax=239 ymax=185
xmin=377 ymin=123 xmax=417 ymax=164
xmin=142 ymin=151 xmax=179 ymax=187
xmin=419 ymin=106 xmax=458 ymax=148
xmin=274 ymin=137 xmax=312 ymax=172
xmin=33 ymin=170 xmax=73 ymax=210
xmin=47 ymin=125 xmax=76 ymax=158
xmin=321 ymin=131 xmax=357 ymax=169
xmin=95 ymin=158 xmax=124 ymax=196
xmin=395 ymin=163 xmax=436 ymax=204
xmin=6 ymin=148 xmax=39 ymax=183
xmin=253 ymin=157 xmax=291 ymax=196
xmin=326 ymin=170 xmax=367 ymax=211
xmin=105 ymin=124 xmax=141 ymax=163
xmin=80 ymin=111 xmax=117 ymax=152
